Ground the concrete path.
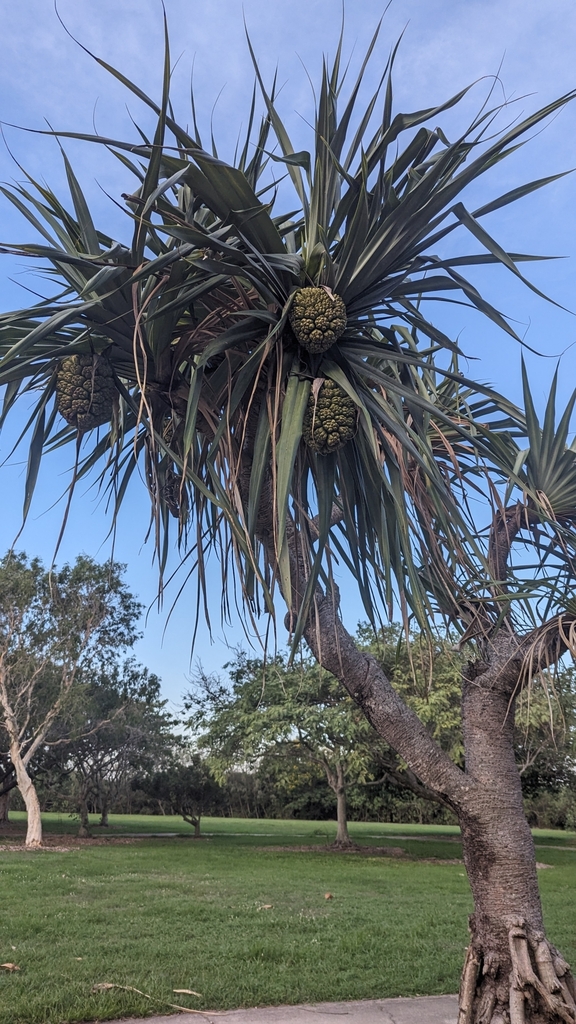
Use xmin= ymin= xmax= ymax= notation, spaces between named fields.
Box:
xmin=102 ymin=994 xmax=459 ymax=1024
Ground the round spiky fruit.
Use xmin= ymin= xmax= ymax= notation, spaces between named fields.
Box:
xmin=303 ymin=379 xmax=357 ymax=455
xmin=289 ymin=287 xmax=347 ymax=354
xmin=56 ymin=354 xmax=115 ymax=431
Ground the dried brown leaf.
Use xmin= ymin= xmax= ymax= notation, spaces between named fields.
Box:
xmin=0 ymin=963 xmax=20 ymax=972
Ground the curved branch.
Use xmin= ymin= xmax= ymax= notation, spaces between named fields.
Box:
xmin=488 ymin=502 xmax=539 ymax=586
xmin=258 ymin=488 xmax=476 ymax=812
xmin=366 ymin=765 xmax=454 ymax=809
xmin=302 ymin=593 xmax=476 ymax=810
xmin=308 ymin=503 xmax=344 ymax=540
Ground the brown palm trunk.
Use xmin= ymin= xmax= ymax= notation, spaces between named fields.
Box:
xmin=266 ymin=496 xmax=576 ymax=1022
xmin=300 ymin=596 xmax=576 ymax=1023
xmin=456 ymin=646 xmax=576 ymax=1023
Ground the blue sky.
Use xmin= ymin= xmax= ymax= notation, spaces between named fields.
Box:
xmin=1 ymin=0 xmax=576 ymax=702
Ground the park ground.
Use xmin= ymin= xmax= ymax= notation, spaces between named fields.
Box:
xmin=0 ymin=814 xmax=575 ymax=1024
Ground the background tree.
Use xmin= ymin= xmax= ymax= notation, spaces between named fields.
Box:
xmin=356 ymin=624 xmax=464 ymax=806
xmin=360 ymin=626 xmax=576 ymax=825
xmin=2 ymin=20 xmax=576 ymax=1020
xmin=188 ymin=651 xmax=382 ymax=847
xmin=43 ymin=658 xmax=178 ymax=835
xmin=0 ymin=753 xmax=16 ymax=824
xmin=0 ymin=552 xmax=141 ymax=846
xmin=136 ymin=754 xmax=221 ymax=836
xmin=514 ymin=668 xmax=576 ymax=830
xmin=189 ymin=634 xmax=576 ymax=831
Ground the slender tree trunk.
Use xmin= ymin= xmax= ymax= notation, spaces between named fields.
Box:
xmin=10 ymin=745 xmax=42 ymax=847
xmin=330 ymin=762 xmax=353 ymax=848
xmin=335 ymin=785 xmax=350 ymax=846
xmin=182 ymin=813 xmax=201 ymax=837
xmin=1 ymin=701 xmax=43 ymax=846
xmin=0 ymin=789 xmax=11 ymax=824
xmin=78 ymin=798 xmax=91 ymax=838
xmin=99 ymin=801 xmax=109 ymax=827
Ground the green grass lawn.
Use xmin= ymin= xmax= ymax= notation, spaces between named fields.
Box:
xmin=1 ymin=814 xmax=575 ymax=1024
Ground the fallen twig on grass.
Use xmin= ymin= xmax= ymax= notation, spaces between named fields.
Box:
xmin=92 ymin=982 xmax=221 ymax=1015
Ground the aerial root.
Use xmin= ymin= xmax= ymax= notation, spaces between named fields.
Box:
xmin=459 ymin=917 xmax=576 ymax=1023
xmin=475 ymin=984 xmax=497 ymax=1024
xmin=506 ymin=918 xmax=576 ymax=1024
xmin=459 ymin=944 xmax=481 ymax=1024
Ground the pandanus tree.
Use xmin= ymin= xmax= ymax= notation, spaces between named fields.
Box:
xmin=2 ymin=17 xmax=576 ymax=1021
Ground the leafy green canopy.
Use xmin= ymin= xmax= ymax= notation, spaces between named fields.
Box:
xmin=0 ymin=551 xmax=143 ymax=775
xmin=1 ymin=16 xmax=576 ymax=645
xmin=187 ymin=651 xmax=377 ymax=784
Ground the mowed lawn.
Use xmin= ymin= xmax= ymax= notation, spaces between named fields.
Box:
xmin=1 ymin=815 xmax=575 ymax=1024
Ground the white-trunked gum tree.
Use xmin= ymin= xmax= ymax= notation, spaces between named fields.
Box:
xmin=0 ymin=554 xmax=141 ymax=847
xmin=1 ymin=16 xmax=576 ymax=1022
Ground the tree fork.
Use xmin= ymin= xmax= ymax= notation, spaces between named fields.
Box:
xmin=301 ymin=594 xmax=472 ymax=807
xmin=283 ymin=522 xmax=576 ymax=1023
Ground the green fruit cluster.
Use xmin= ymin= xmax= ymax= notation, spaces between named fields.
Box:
xmin=56 ymin=354 xmax=115 ymax=431
xmin=303 ymin=379 xmax=357 ymax=455
xmin=289 ymin=287 xmax=347 ymax=354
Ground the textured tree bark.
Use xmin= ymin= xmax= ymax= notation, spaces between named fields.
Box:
xmin=302 ymin=595 xmax=471 ymax=806
xmin=456 ymin=638 xmax=576 ymax=1023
